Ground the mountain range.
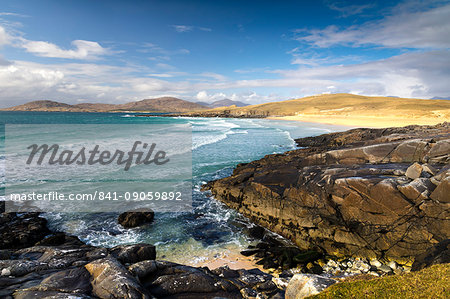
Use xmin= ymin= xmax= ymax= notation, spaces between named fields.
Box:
xmin=1 ymin=97 xmax=250 ymax=112
xmin=195 ymin=99 xmax=249 ymax=108
xmin=0 ymin=97 xmax=207 ymax=112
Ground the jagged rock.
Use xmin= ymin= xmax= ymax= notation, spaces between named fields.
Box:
xmin=430 ymin=176 xmax=450 ymax=203
xmin=128 ymin=260 xmax=158 ymax=278
xmin=110 ymin=244 xmax=156 ymax=264
xmin=1 ymin=227 xmax=283 ymax=299
xmin=406 ymin=162 xmax=423 ymax=179
xmin=285 ymin=274 xmax=337 ymax=299
xmin=85 ymin=257 xmax=151 ymax=299
xmin=205 ymin=123 xmax=450 ymax=263
xmin=13 ymin=267 xmax=92 ymax=298
xmin=398 ymin=178 xmax=435 ymax=202
xmin=118 ymin=209 xmax=154 ymax=228
xmin=422 ymin=164 xmax=438 ymax=175
xmin=0 ymin=213 xmax=50 ymax=249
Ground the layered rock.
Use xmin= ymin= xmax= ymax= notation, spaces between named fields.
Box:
xmin=0 ymin=213 xmax=285 ymax=298
xmin=205 ymin=123 xmax=450 ymax=265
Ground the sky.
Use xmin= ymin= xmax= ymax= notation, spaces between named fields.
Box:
xmin=0 ymin=0 xmax=449 ymax=107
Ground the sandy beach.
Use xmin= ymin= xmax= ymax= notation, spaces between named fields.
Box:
xmin=268 ymin=114 xmax=450 ymax=128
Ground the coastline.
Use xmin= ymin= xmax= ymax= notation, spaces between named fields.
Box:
xmin=267 ymin=114 xmax=450 ymax=128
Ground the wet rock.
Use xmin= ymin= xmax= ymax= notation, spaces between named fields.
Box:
xmin=211 ymin=265 xmax=240 ymax=279
xmin=0 ymin=213 xmax=50 ymax=249
xmin=118 ymin=208 xmax=155 ymax=228
xmin=85 ymin=257 xmax=151 ymax=299
xmin=13 ymin=267 xmax=92 ymax=298
xmin=285 ymin=274 xmax=337 ymax=299
xmin=240 ymin=249 xmax=261 ymax=257
xmin=248 ymin=226 xmax=266 ymax=239
xmin=34 ymin=232 xmax=85 ymax=247
xmin=143 ymin=262 xmax=234 ymax=297
xmin=128 ymin=260 xmax=158 ymax=278
xmin=240 ymin=287 xmax=258 ymax=298
xmin=110 ymin=244 xmax=156 ymax=264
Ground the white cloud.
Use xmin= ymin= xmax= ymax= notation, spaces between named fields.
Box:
xmin=0 ymin=26 xmax=10 ymax=46
xmin=326 ymin=1 xmax=375 ymax=17
xmin=296 ymin=2 xmax=450 ymax=49
xmin=0 ymin=49 xmax=448 ymax=108
xmin=172 ymin=25 xmax=193 ymax=33
xmin=139 ymin=43 xmax=190 ymax=57
xmin=198 ymin=72 xmax=227 ymax=81
xmin=21 ymin=39 xmax=111 ymax=59
xmin=195 ymin=90 xmax=278 ymax=104
xmin=196 ymin=91 xmax=227 ymax=102
xmin=172 ymin=25 xmax=212 ymax=33
xmin=0 ymin=12 xmax=27 ymax=17
xmin=0 ymin=55 xmax=11 ymax=66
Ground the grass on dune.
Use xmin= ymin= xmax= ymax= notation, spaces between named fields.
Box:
xmin=308 ymin=263 xmax=450 ymax=299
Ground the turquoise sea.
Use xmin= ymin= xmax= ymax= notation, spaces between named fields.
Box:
xmin=0 ymin=111 xmax=340 ymax=265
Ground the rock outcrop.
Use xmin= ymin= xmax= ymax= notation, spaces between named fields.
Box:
xmin=205 ymin=123 xmax=450 ymax=265
xmin=0 ymin=213 xmax=285 ymax=298
xmin=118 ymin=209 xmax=155 ymax=228
xmin=285 ymin=274 xmax=337 ymax=299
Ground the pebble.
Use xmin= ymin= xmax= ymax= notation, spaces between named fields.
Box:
xmin=1 ymin=268 xmax=11 ymax=276
xmin=327 ymin=260 xmax=338 ymax=268
xmin=388 ymin=261 xmax=398 ymax=270
xmin=370 ymin=259 xmax=382 ymax=268
xmin=378 ymin=265 xmax=393 ymax=273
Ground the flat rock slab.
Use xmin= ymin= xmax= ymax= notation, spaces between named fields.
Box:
xmin=205 ymin=123 xmax=450 ymax=263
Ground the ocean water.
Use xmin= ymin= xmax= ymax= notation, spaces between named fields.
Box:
xmin=0 ymin=111 xmax=339 ymax=265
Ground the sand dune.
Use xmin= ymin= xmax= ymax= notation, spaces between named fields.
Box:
xmin=187 ymin=93 xmax=450 ymax=128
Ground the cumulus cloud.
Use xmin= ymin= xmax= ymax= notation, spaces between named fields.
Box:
xmin=21 ymin=39 xmax=111 ymax=59
xmin=196 ymin=91 xmax=226 ymax=102
xmin=296 ymin=2 xmax=450 ymax=49
xmin=0 ymin=49 xmax=448 ymax=108
xmin=0 ymin=55 xmax=11 ymax=66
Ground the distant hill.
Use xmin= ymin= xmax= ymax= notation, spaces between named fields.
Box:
xmin=432 ymin=96 xmax=450 ymax=100
xmin=1 ymin=97 xmax=208 ymax=113
xmin=1 ymin=100 xmax=88 ymax=112
xmin=209 ymin=99 xmax=249 ymax=108
xmin=181 ymin=93 xmax=450 ymax=126
xmin=195 ymin=99 xmax=249 ymax=108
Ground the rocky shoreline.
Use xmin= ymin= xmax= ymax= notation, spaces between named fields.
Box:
xmin=204 ymin=123 xmax=450 ymax=267
xmin=0 ymin=213 xmax=288 ymax=298
xmin=1 ymin=212 xmax=427 ymax=299
xmin=1 ymin=123 xmax=449 ymax=298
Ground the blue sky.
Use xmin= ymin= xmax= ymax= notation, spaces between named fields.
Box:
xmin=0 ymin=0 xmax=449 ymax=107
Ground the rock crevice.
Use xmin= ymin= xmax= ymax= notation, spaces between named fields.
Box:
xmin=205 ymin=123 xmax=450 ymax=264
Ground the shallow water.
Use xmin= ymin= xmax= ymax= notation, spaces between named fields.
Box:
xmin=0 ymin=111 xmax=340 ymax=265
